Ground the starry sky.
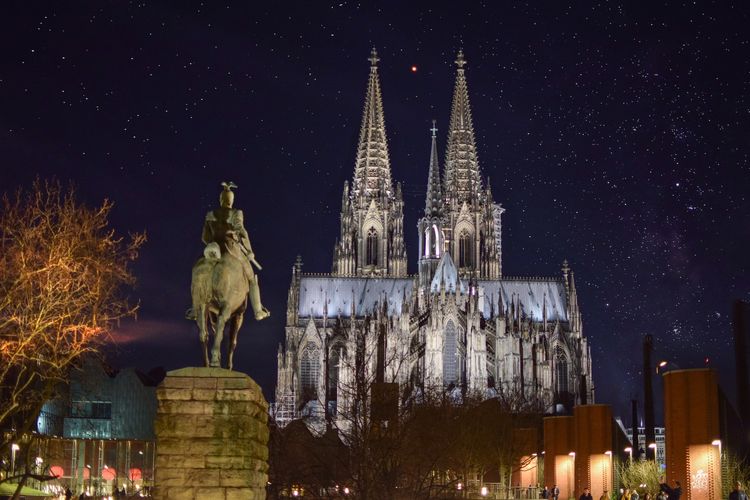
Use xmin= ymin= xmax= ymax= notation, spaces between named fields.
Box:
xmin=2 ymin=1 xmax=749 ymax=421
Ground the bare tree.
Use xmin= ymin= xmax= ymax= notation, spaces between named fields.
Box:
xmin=0 ymin=179 xmax=144 ymax=496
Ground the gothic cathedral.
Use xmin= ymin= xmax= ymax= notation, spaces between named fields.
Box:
xmin=274 ymin=49 xmax=594 ymax=429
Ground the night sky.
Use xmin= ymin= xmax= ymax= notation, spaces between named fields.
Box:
xmin=2 ymin=1 xmax=749 ymax=421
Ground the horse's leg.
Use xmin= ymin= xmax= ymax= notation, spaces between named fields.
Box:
xmin=198 ymin=305 xmax=210 ymax=367
xmin=211 ymin=307 xmax=231 ymax=368
xmin=227 ymin=312 xmax=245 ymax=371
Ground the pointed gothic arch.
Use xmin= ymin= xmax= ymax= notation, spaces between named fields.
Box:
xmin=458 ymin=230 xmax=473 ymax=268
xmin=432 ymin=224 xmax=441 ymax=257
xmin=366 ymin=226 xmax=378 ymax=266
xmin=554 ymin=345 xmax=569 ymax=396
xmin=443 ymin=320 xmax=459 ymax=387
xmin=327 ymin=343 xmax=346 ymax=405
xmin=300 ymin=343 xmax=321 ymax=401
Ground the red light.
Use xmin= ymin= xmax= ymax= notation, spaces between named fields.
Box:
xmin=411 ymin=65 xmax=417 ymax=72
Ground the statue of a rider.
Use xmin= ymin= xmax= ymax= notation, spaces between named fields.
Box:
xmin=189 ymin=181 xmax=270 ymax=321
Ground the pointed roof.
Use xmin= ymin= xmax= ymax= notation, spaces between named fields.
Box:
xmin=430 ymin=252 xmax=468 ymax=294
xmin=443 ymin=50 xmax=482 ymax=204
xmin=351 ymin=47 xmax=393 ymax=200
xmin=424 ymin=120 xmax=442 ymax=217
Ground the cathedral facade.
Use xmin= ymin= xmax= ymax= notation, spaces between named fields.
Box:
xmin=273 ymin=49 xmax=594 ymax=428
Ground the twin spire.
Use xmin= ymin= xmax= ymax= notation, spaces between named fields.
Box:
xmin=351 ymin=48 xmax=482 ymax=208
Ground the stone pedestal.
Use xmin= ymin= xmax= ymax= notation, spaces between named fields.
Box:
xmin=154 ymin=367 xmax=269 ymax=500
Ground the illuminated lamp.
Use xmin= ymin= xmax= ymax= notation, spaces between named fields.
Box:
xmin=102 ymin=466 xmax=116 ymax=481
xmin=128 ymin=468 xmax=142 ymax=481
xmin=50 ymin=465 xmax=64 ymax=477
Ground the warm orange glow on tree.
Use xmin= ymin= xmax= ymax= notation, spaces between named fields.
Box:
xmin=0 ymin=179 xmax=144 ymax=483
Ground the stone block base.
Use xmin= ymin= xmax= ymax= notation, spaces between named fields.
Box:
xmin=154 ymin=367 xmax=269 ymax=500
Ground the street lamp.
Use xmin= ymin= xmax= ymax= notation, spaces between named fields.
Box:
xmin=86 ymin=464 xmax=92 ymax=496
xmin=10 ymin=443 xmax=20 ymax=478
xmin=569 ymin=452 xmax=576 ymax=498
xmin=712 ymin=439 xmax=722 ymax=472
xmin=624 ymin=447 xmax=633 ymax=463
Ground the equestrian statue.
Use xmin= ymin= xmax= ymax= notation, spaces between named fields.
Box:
xmin=188 ymin=181 xmax=269 ymax=369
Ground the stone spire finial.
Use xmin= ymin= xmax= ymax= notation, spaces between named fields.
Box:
xmin=368 ymin=47 xmax=380 ymax=71
xmin=455 ymin=49 xmax=467 ymax=69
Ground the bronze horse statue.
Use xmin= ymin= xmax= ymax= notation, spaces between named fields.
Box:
xmin=190 ymin=239 xmax=249 ymax=369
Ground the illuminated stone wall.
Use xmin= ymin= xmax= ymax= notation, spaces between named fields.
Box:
xmin=154 ymin=367 xmax=269 ymax=500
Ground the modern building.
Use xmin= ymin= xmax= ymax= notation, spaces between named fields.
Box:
xmin=34 ymin=359 xmax=161 ymax=496
xmin=624 ymin=425 xmax=666 ymax=467
xmin=274 ymin=49 xmax=594 ymax=430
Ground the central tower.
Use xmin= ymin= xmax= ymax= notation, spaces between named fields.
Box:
xmin=418 ymin=50 xmax=503 ymax=287
xmin=332 ymin=48 xmax=407 ymax=277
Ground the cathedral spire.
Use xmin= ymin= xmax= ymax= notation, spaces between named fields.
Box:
xmin=352 ymin=47 xmax=393 ymax=200
xmin=425 ymin=119 xmax=442 ymax=217
xmin=443 ymin=49 xmax=482 ymax=204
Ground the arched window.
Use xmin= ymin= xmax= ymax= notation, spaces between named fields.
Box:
xmin=366 ymin=227 xmax=378 ymax=266
xmin=300 ymin=344 xmax=320 ymax=399
xmin=424 ymin=228 xmax=432 ymax=258
xmin=432 ymin=225 xmax=441 ymax=257
xmin=327 ymin=347 xmax=342 ymax=402
xmin=555 ymin=346 xmax=569 ymax=395
xmin=458 ymin=230 xmax=472 ymax=268
xmin=443 ymin=321 xmax=458 ymax=386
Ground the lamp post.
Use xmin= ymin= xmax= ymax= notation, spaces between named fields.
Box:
xmin=624 ymin=447 xmax=633 ymax=463
xmin=10 ymin=443 xmax=20 ymax=478
xmin=625 ymin=447 xmax=633 ymax=463
xmin=569 ymin=451 xmax=576 ymax=498
xmin=86 ymin=464 xmax=92 ymax=496
xmin=712 ymin=439 xmax=722 ymax=484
